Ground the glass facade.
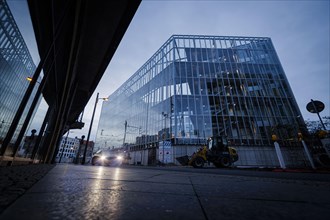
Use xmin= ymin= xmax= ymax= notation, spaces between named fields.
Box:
xmin=0 ymin=1 xmax=37 ymax=152
xmin=97 ymin=35 xmax=307 ymax=167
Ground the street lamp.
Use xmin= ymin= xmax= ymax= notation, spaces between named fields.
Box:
xmin=26 ymin=76 xmax=41 ymax=84
xmin=81 ymin=92 xmax=108 ymax=164
xmin=75 ymin=135 xmax=85 ymax=164
xmin=0 ymin=69 xmax=43 ymax=156
xmin=24 ymin=129 xmax=37 ymax=158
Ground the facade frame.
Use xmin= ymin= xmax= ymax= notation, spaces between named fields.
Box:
xmin=97 ymin=35 xmax=308 ymax=168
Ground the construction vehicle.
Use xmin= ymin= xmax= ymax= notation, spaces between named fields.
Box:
xmin=176 ymin=136 xmax=239 ymax=168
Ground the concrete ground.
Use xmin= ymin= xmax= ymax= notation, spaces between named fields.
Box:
xmin=0 ymin=164 xmax=55 ymax=213
xmin=1 ymin=164 xmax=330 ymax=220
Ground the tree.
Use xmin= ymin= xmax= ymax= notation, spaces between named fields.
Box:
xmin=305 ymin=116 xmax=330 ymax=137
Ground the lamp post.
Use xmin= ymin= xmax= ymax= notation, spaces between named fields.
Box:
xmin=24 ymin=129 xmax=37 ymax=158
xmin=81 ymin=92 xmax=108 ymax=165
xmin=11 ymin=76 xmax=45 ymax=160
xmin=0 ymin=68 xmax=42 ymax=156
xmin=75 ymin=135 xmax=85 ymax=164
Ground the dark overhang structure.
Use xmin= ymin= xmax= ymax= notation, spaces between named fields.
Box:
xmin=26 ymin=0 xmax=141 ymax=163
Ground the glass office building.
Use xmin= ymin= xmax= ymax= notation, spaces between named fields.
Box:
xmin=0 ymin=1 xmax=37 ymax=153
xmin=97 ymin=35 xmax=308 ymax=167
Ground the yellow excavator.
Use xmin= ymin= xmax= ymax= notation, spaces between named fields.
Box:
xmin=176 ymin=136 xmax=239 ymax=168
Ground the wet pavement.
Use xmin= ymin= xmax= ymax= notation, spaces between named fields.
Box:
xmin=0 ymin=164 xmax=55 ymax=213
xmin=1 ymin=164 xmax=330 ymax=220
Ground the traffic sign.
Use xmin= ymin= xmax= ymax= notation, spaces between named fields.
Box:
xmin=306 ymin=100 xmax=325 ymax=113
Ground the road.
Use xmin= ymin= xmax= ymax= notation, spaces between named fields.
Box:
xmin=1 ymin=164 xmax=330 ymax=220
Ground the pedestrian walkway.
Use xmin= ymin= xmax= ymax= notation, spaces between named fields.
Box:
xmin=0 ymin=164 xmax=55 ymax=213
xmin=1 ymin=164 xmax=330 ymax=220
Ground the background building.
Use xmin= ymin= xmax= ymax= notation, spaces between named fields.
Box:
xmin=0 ymin=0 xmax=38 ymax=155
xmin=55 ymin=136 xmax=80 ymax=163
xmin=96 ymin=35 xmax=309 ymax=167
xmin=53 ymin=136 xmax=95 ymax=164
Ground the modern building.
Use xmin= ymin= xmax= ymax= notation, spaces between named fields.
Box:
xmin=53 ymin=136 xmax=95 ymax=164
xmin=96 ymin=35 xmax=309 ymax=168
xmin=0 ymin=0 xmax=38 ymax=155
xmin=55 ymin=136 xmax=80 ymax=163
xmin=0 ymin=0 xmax=140 ymax=165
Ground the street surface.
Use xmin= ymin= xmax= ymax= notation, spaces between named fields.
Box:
xmin=1 ymin=164 xmax=330 ymax=220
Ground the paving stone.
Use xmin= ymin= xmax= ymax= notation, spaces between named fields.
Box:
xmin=1 ymin=164 xmax=330 ymax=220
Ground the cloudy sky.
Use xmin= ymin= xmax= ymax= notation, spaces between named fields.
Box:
xmin=8 ymin=0 xmax=330 ymax=140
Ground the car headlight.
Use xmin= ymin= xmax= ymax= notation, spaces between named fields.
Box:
xmin=100 ymin=155 xmax=106 ymax=161
xmin=116 ymin=155 xmax=123 ymax=160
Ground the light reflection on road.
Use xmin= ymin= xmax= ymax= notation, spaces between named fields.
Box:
xmin=84 ymin=166 xmax=122 ymax=218
xmin=113 ymin=167 xmax=121 ymax=181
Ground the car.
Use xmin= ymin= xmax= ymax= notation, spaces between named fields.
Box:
xmin=91 ymin=154 xmax=123 ymax=166
xmin=91 ymin=149 xmax=128 ymax=166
